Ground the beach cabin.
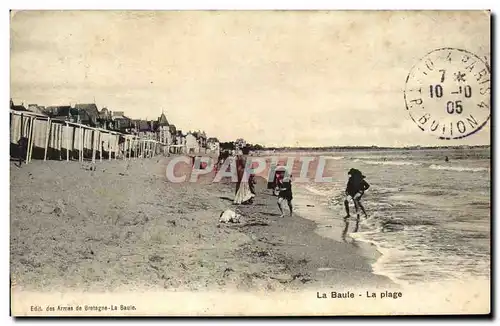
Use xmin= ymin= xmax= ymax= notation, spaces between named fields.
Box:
xmin=10 ymin=107 xmax=121 ymax=163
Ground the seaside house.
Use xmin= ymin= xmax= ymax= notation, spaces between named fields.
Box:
xmin=157 ymin=111 xmax=171 ymax=145
xmin=199 ymin=131 xmax=207 ymax=150
xmin=180 ymin=131 xmax=187 ymax=154
xmin=111 ymin=111 xmax=132 ymax=132
xmin=42 ymin=105 xmax=60 ymax=117
xmin=186 ymin=132 xmax=199 ymax=154
xmin=99 ymin=107 xmax=110 ymax=120
xmin=176 ymin=130 xmax=183 ymax=144
xmin=172 ymin=130 xmax=185 ymax=154
xmin=98 ymin=107 xmax=114 ymax=130
xmin=10 ymin=100 xmax=28 ymax=113
xmin=133 ymin=119 xmax=145 ymax=135
xmin=169 ymin=124 xmax=177 ymax=140
xmin=168 ymin=124 xmax=177 ymax=152
xmin=192 ymin=131 xmax=207 ymax=154
xmin=180 ymin=131 xmax=187 ymax=153
xmin=149 ymin=120 xmax=159 ymax=139
xmin=46 ymin=106 xmax=91 ymax=124
xmin=75 ymin=103 xmax=100 ymax=127
xmin=133 ymin=119 xmax=157 ymax=140
xmin=207 ymin=137 xmax=220 ymax=154
xmin=27 ymin=104 xmax=48 ymax=116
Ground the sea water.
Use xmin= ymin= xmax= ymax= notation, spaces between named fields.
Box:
xmin=262 ymin=148 xmax=490 ymax=286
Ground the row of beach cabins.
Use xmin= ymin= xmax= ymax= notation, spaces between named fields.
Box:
xmin=9 ymin=100 xmax=221 ymax=164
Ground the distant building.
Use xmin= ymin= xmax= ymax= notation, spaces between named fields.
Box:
xmin=173 ymin=130 xmax=185 ymax=154
xmin=27 ymin=104 xmax=48 ymax=116
xmin=111 ymin=111 xmax=132 ymax=132
xmin=186 ymin=132 xmax=199 ymax=154
xmin=75 ymin=103 xmax=100 ymax=127
xmin=45 ymin=105 xmax=91 ymax=124
xmin=10 ymin=100 xmax=28 ymax=112
xmin=43 ymin=106 xmax=59 ymax=116
xmin=97 ymin=107 xmax=114 ymax=129
xmin=192 ymin=130 xmax=207 ymax=153
xmin=235 ymin=138 xmax=247 ymax=150
xmin=157 ymin=111 xmax=171 ymax=145
xmin=48 ymin=106 xmax=74 ymax=121
xmin=199 ymin=131 xmax=207 ymax=149
xmin=207 ymin=137 xmax=220 ymax=154
xmin=99 ymin=107 xmax=111 ymax=120
xmin=176 ymin=130 xmax=185 ymax=145
xmin=168 ymin=124 xmax=178 ymax=149
xmin=134 ymin=119 xmax=156 ymax=139
xmin=169 ymin=124 xmax=177 ymax=137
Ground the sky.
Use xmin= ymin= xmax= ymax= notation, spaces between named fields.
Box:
xmin=10 ymin=10 xmax=490 ymax=147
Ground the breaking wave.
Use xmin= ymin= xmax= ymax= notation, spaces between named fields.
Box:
xmin=352 ymin=159 xmax=422 ymax=166
xmin=429 ymin=164 xmax=489 ymax=173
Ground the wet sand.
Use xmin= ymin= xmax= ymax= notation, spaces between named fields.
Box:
xmin=10 ymin=156 xmax=392 ymax=295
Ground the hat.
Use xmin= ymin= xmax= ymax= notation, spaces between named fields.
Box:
xmin=348 ymin=168 xmax=360 ymax=175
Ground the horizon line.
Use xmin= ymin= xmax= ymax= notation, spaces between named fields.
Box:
xmin=221 ymin=144 xmax=491 ymax=149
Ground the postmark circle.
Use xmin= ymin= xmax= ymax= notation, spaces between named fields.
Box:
xmin=404 ymin=48 xmax=490 ymax=140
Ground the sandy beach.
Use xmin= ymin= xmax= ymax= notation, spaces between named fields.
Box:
xmin=10 ymin=156 xmax=392 ymax=294
xmin=9 ymin=10 xmax=491 ymax=316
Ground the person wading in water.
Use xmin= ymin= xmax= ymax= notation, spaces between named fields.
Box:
xmin=344 ymin=168 xmax=370 ymax=219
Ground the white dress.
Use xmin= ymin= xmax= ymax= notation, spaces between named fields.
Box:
xmin=233 ymin=181 xmax=255 ymax=204
xmin=233 ymin=155 xmax=255 ymax=204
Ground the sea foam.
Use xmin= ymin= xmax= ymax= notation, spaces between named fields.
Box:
xmin=429 ymin=164 xmax=488 ymax=172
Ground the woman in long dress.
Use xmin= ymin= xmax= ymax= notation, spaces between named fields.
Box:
xmin=233 ymin=153 xmax=255 ymax=205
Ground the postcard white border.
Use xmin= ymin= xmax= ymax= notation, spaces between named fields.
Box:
xmin=3 ymin=1 xmax=497 ymax=325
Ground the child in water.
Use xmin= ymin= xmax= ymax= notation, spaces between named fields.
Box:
xmin=344 ymin=168 xmax=370 ymax=219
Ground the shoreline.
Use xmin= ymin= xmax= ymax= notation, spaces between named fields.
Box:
xmin=10 ymin=156 xmax=393 ymax=295
xmin=229 ymin=179 xmax=395 ymax=290
xmin=292 ymin=184 xmax=384 ymax=260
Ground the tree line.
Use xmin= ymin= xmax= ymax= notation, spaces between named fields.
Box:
xmin=219 ymin=141 xmax=264 ymax=151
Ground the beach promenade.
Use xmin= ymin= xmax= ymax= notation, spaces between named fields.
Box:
xmin=10 ymin=156 xmax=391 ymax=294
